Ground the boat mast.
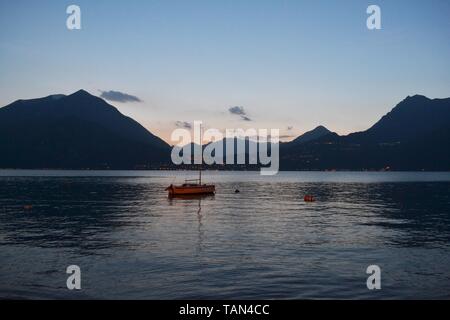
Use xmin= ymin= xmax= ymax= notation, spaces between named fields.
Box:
xmin=199 ymin=123 xmax=202 ymax=185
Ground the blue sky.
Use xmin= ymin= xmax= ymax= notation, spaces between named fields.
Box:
xmin=1 ymin=0 xmax=449 ymax=142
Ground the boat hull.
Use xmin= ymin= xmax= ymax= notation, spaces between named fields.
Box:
xmin=166 ymin=184 xmax=215 ymax=196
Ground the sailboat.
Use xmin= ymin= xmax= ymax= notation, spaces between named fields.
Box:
xmin=165 ymin=170 xmax=215 ymax=197
xmin=165 ymin=125 xmax=216 ymax=197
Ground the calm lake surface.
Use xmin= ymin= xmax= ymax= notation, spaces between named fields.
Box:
xmin=0 ymin=171 xmax=450 ymax=299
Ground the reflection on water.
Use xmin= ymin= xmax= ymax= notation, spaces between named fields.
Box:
xmin=0 ymin=171 xmax=450 ymax=299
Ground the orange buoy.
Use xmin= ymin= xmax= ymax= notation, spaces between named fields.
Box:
xmin=304 ymin=195 xmax=315 ymax=202
xmin=24 ymin=205 xmax=33 ymax=210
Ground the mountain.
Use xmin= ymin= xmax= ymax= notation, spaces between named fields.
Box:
xmin=1 ymin=91 xmax=449 ymax=170
xmin=173 ymin=137 xmax=262 ymax=168
xmin=280 ymin=95 xmax=450 ymax=171
xmin=0 ymin=90 xmax=171 ymax=169
xmin=288 ymin=125 xmax=333 ymax=146
xmin=346 ymin=95 xmax=450 ymax=144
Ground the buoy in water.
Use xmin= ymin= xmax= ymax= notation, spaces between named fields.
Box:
xmin=304 ymin=195 xmax=315 ymax=202
xmin=235 ymin=189 xmax=240 ymax=193
xmin=24 ymin=205 xmax=33 ymax=210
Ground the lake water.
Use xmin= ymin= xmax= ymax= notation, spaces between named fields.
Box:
xmin=0 ymin=171 xmax=450 ymax=299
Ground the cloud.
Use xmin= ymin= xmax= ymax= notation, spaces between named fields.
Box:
xmin=175 ymin=121 xmax=192 ymax=129
xmin=228 ymin=106 xmax=246 ymax=116
xmin=228 ymin=106 xmax=252 ymax=121
xmin=99 ymin=90 xmax=142 ymax=103
xmin=279 ymin=134 xmax=296 ymax=139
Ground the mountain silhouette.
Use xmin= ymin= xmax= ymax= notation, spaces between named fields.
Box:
xmin=346 ymin=95 xmax=450 ymax=143
xmin=0 ymin=90 xmax=170 ymax=169
xmin=281 ymin=95 xmax=450 ymax=170
xmin=1 ymin=92 xmax=449 ymax=170
xmin=289 ymin=125 xmax=333 ymax=146
xmin=174 ymin=137 xmax=261 ymax=166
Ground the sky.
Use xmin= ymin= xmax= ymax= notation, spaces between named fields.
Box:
xmin=1 ymin=0 xmax=450 ymax=143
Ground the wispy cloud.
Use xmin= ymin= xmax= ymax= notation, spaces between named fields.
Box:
xmin=228 ymin=106 xmax=252 ymax=121
xmin=175 ymin=121 xmax=192 ymax=129
xmin=279 ymin=134 xmax=296 ymax=139
xmin=99 ymin=90 xmax=142 ymax=103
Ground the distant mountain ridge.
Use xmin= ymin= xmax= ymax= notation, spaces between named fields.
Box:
xmin=0 ymin=90 xmax=170 ymax=169
xmin=1 ymin=90 xmax=449 ymax=170
xmin=280 ymin=95 xmax=450 ymax=170
xmin=289 ymin=125 xmax=333 ymax=146
xmin=346 ymin=95 xmax=450 ymax=143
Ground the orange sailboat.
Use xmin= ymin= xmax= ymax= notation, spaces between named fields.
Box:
xmin=165 ymin=170 xmax=215 ymax=197
xmin=166 ymin=125 xmax=216 ymax=197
